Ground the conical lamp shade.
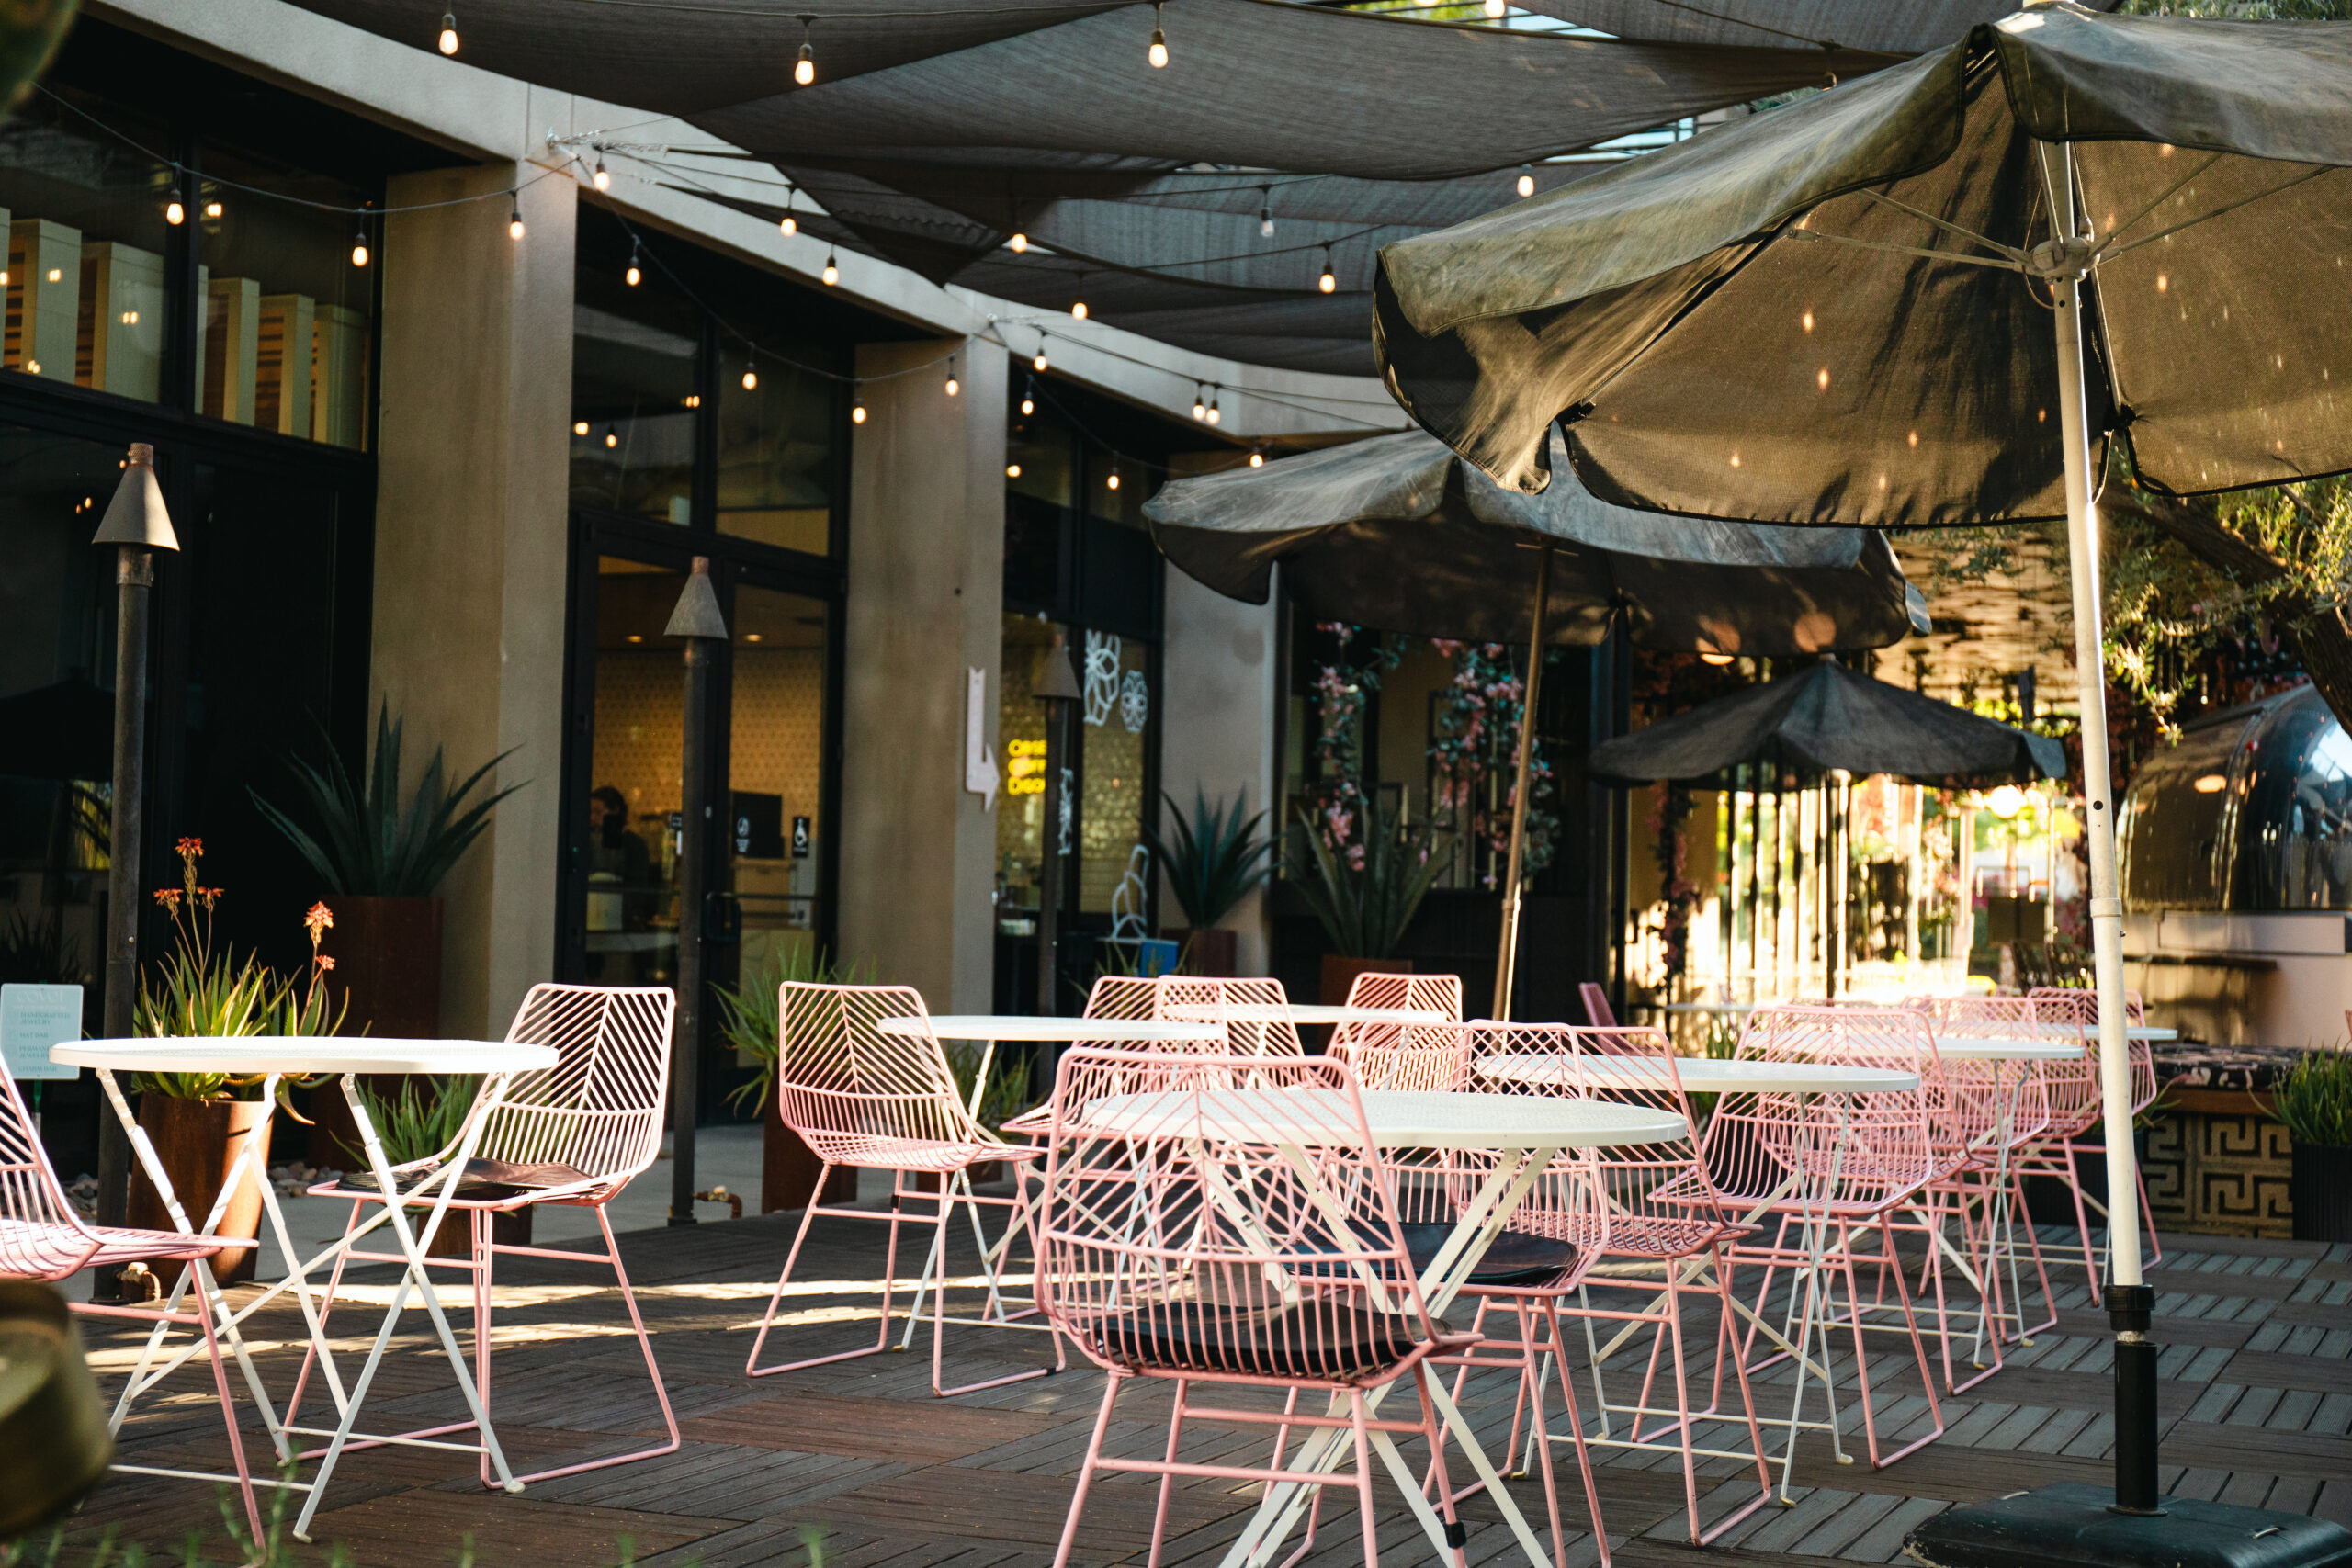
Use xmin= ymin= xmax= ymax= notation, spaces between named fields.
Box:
xmin=1034 ymin=629 xmax=1082 ymax=701
xmin=664 ymin=558 xmax=729 ymax=639
xmin=90 ymin=444 xmax=177 ymax=551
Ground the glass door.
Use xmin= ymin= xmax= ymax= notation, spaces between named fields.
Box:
xmin=575 ymin=553 xmax=690 ymax=989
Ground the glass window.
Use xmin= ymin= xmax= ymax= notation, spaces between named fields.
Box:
xmin=0 ymin=89 xmax=175 ymax=406
xmin=717 ymin=347 xmax=833 ymax=555
xmin=571 ymin=288 xmax=699 ymax=525
xmin=728 ymin=585 xmax=831 ymax=971
xmin=995 ymin=615 xmax=1058 ymax=932
xmin=1077 ymin=629 xmax=1152 ymax=925
xmin=195 ymin=138 xmax=376 ymax=445
xmin=581 ymin=557 xmax=689 ymax=985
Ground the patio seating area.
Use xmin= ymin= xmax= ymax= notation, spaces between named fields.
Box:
xmin=59 ymin=1190 xmax=2352 ymax=1568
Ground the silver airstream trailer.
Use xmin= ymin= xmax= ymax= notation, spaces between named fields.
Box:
xmin=2118 ymin=683 xmax=2352 ymax=1045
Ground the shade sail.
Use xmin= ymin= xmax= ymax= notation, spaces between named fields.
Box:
xmin=1373 ymin=4 xmax=2352 ymax=513
xmin=1143 ymin=428 xmax=1928 ymax=651
xmin=1585 ymin=659 xmax=2065 ymax=786
xmin=1515 ymin=0 xmax=2056 ymax=54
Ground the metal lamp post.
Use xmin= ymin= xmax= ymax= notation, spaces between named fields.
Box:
xmin=665 ymin=558 xmax=728 ymax=1226
xmin=1034 ymin=629 xmax=1082 ymax=1019
xmin=89 ymin=443 xmax=178 ymax=1295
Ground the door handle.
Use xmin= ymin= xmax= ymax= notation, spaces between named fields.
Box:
xmin=702 ymin=890 xmax=742 ymax=944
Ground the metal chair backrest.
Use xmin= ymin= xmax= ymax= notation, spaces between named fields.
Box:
xmin=475 ymin=984 xmax=676 ymax=1187
xmin=2027 ymin=986 xmax=2156 ymax=1113
xmin=1082 ymin=975 xmax=1164 ymax=1025
xmin=777 ymin=984 xmax=995 ymax=1158
xmin=1715 ymin=1005 xmax=1940 ymax=1211
xmin=1034 ymin=1048 xmax=1439 ymax=1383
xmin=0 ymin=1073 xmax=94 ymax=1279
xmin=1579 ymin=982 xmax=1618 ymax=1028
xmin=1344 ymin=1019 xmax=1471 ymax=1092
xmin=1159 ymin=976 xmax=1303 ymax=1057
xmin=1329 ymin=971 xmax=1462 ymax=1073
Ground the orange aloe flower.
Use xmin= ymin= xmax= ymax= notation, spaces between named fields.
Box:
xmin=153 ymin=888 xmax=182 ymax=913
xmin=304 ymin=901 xmax=334 ymax=941
xmin=176 ymin=837 xmax=203 ymax=858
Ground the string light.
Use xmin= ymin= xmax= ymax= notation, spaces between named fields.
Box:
xmin=1106 ymin=468 xmax=1120 ymax=491
xmin=1192 ymin=387 xmax=1207 ymax=422
xmin=1148 ymin=2 xmax=1169 ymax=67
xmin=851 ymin=391 xmax=866 ymax=423
xmin=780 ymin=185 xmax=797 ymax=237
xmin=1517 ymin=164 xmax=1535 ymax=198
xmin=1484 ymin=0 xmax=1505 ymax=16
xmin=164 ymin=198 xmax=184 ymax=226
xmin=350 ymin=228 xmax=369 ymax=266
xmin=1206 ymin=387 xmax=1221 ymax=425
xmin=593 ymin=155 xmax=610 ymax=193
xmin=742 ymin=350 xmax=759 ymax=391
xmin=1009 ymin=231 xmax=1028 ymax=253
xmin=1249 ymin=449 xmax=1264 ymax=467
xmin=821 ymin=251 xmax=839 ymax=285
xmin=1259 ymin=186 xmax=1274 ymax=239
xmin=204 ymin=199 xmax=223 ymax=219
xmin=626 ymin=242 xmax=641 ymax=287
xmin=1317 ymin=246 xmax=1336 ymax=293
xmin=1006 ymin=463 xmax=1022 ymax=478
xmin=1071 ymin=298 xmax=1087 ymax=321
xmin=944 ymin=355 xmax=960 ymax=397
xmin=1034 ymin=335 xmax=1049 ymax=372
xmin=572 ymin=421 xmax=589 ymax=436
xmin=508 ymin=197 xmax=525 ymax=240
xmin=437 ymin=9 xmax=458 ymax=53
xmin=1021 ymin=378 xmax=1035 ymax=416
xmin=795 ymin=16 xmax=816 ymax=85
xmin=605 ymin=425 xmax=618 ymax=448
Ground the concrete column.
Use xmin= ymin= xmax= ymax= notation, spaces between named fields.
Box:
xmin=839 ymin=338 xmax=1007 ymax=1010
xmin=1159 ymin=569 xmax=1281 ymax=976
xmin=371 ymin=163 xmax=576 ymax=1037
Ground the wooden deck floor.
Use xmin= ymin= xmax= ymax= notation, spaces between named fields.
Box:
xmin=51 ymin=1193 xmax=2352 ymax=1568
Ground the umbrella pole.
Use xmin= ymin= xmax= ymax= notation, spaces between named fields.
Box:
xmin=2052 ymin=213 xmax=2155 ymax=1511
xmin=1491 ymin=542 xmax=1554 ymax=1022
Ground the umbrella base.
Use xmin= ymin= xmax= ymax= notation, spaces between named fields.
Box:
xmin=1905 ymin=1485 xmax=2352 ymax=1568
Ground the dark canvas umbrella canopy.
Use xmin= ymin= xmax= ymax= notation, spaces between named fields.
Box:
xmin=1144 ymin=428 xmax=1928 ymax=652
xmin=1585 ymin=659 xmax=2064 ymax=786
xmin=1371 ymin=0 xmax=2352 ymax=1537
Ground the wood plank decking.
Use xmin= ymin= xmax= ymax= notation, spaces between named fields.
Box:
xmin=51 ymin=1194 xmax=2352 ymax=1568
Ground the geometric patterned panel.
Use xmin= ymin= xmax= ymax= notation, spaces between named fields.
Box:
xmin=2143 ymin=1109 xmax=2293 ymax=1239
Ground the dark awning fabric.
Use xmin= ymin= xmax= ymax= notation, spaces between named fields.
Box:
xmin=1374 ymin=4 xmax=2352 ymax=513
xmin=1515 ymin=1 xmax=2056 ymax=54
xmin=288 ymin=0 xmax=1924 ymax=373
xmin=1143 ymin=428 xmax=1928 ymax=652
xmin=1585 ymin=659 xmax=2066 ymax=786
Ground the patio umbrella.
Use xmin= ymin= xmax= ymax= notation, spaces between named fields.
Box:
xmin=1144 ymin=426 xmax=1929 ymax=1016
xmin=1372 ymin=1 xmax=2352 ymax=1553
xmin=1585 ymin=658 xmax=2064 ymax=787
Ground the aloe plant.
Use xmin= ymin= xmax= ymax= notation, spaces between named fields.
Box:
xmin=1287 ymin=797 xmax=1449 ymax=961
xmin=716 ymin=946 xmax=876 ymax=1113
xmin=1143 ymin=788 xmax=1277 ymax=931
xmin=2272 ymin=1044 xmax=2352 ymax=1147
xmin=250 ymin=704 xmax=525 ymax=897
xmin=347 ymin=1074 xmax=481 ymax=1166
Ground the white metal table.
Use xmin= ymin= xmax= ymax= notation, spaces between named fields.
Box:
xmin=55 ymin=1036 xmax=557 ymax=1538
xmin=1073 ymin=1088 xmax=1681 ymax=1568
xmin=1216 ymin=1002 xmax=1452 ymax=1027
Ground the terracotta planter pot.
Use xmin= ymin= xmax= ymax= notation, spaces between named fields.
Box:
xmin=2290 ymin=1143 xmax=2352 ymax=1243
xmin=416 ymin=1207 xmax=534 ymax=1258
xmin=1319 ymin=955 xmax=1412 ymax=1008
xmin=1169 ymin=928 xmax=1238 ymax=977
xmin=763 ymin=1089 xmax=856 ymax=1213
xmin=127 ymin=1097 xmax=268 ymax=1286
xmin=310 ymin=896 xmax=443 ymax=1168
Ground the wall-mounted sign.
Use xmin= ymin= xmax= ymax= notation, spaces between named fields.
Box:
xmin=731 ymin=791 xmax=784 ymax=858
xmin=2 ymin=984 xmax=82 ymax=1080
xmin=964 ymin=667 xmax=998 ymax=809
xmin=791 ymin=816 xmax=812 ymax=859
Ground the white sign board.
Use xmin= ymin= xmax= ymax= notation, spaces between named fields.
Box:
xmin=2 ymin=984 xmax=83 ymax=1080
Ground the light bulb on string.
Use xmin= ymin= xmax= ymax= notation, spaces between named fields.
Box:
xmin=508 ymin=197 xmax=525 ymax=240
xmin=1205 ymin=387 xmax=1221 ymax=425
xmin=780 ymin=186 xmax=797 ymax=237
xmin=821 ymin=251 xmax=839 ymax=286
xmin=794 ymin=17 xmax=816 ymax=85
xmin=742 ymin=351 xmax=759 ymax=391
xmin=1484 ymin=0 xmax=1505 ymax=16
xmin=351 ymin=229 xmax=369 ymax=266
xmin=1071 ymin=298 xmax=1087 ymax=321
xmin=204 ymin=199 xmax=223 ymax=219
xmin=593 ymin=156 xmax=610 ymax=193
xmin=605 ymin=426 xmax=618 ymax=448
xmin=851 ymin=392 xmax=866 ymax=424
xmin=1192 ymin=387 xmax=1207 ymax=422
xmin=1034 ymin=335 xmax=1049 ymax=373
xmin=1009 ymin=231 xmax=1028 ymax=253
xmin=1020 ymin=378 xmax=1036 ymax=416
xmin=165 ymin=197 xmax=185 ymax=226
xmin=625 ymin=243 xmax=641 ymax=287
xmin=1517 ymin=163 xmax=1535 ymax=198
xmin=573 ymin=421 xmax=589 ymax=437
xmin=1317 ymin=246 xmax=1336 ymax=293
xmin=945 ymin=356 xmax=960 ymax=397
xmin=1249 ymin=449 xmax=1264 ymax=468
xmin=438 ymin=10 xmax=458 ymax=53
xmin=1259 ymin=186 xmax=1274 ymax=239
xmin=1106 ymin=469 xmax=1120 ymax=491
xmin=1148 ymin=2 xmax=1168 ymax=67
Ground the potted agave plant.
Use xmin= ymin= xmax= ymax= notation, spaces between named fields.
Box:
xmin=251 ymin=703 xmax=522 ymax=1161
xmin=129 ymin=839 xmax=345 ymax=1284
xmin=1288 ymin=795 xmax=1449 ymax=1006
xmin=2273 ymin=1042 xmax=2352 ymax=1243
xmin=715 ymin=946 xmax=873 ymax=1213
xmin=1143 ymin=788 xmax=1276 ymax=978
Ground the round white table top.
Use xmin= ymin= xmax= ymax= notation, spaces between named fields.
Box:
xmin=1216 ymin=1004 xmax=1453 ymax=1027
xmin=881 ymin=1015 xmax=1226 ymax=1044
xmin=1477 ymin=1054 xmax=1918 ymax=1095
xmin=55 ymin=1037 xmax=558 ymax=1075
xmin=1079 ymin=1088 xmax=1683 ymax=1152
xmin=1653 ymin=1002 xmax=1756 ymax=1015
xmin=1928 ymin=1038 xmax=2086 ymax=1062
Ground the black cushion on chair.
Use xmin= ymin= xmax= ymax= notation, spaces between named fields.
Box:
xmin=1092 ymin=1301 xmax=1439 ymax=1380
xmin=328 ymin=1157 xmax=592 ymax=1201
xmin=1396 ymin=1222 xmax=1577 ymax=1288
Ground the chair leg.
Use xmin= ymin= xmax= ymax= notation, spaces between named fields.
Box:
xmin=1540 ymin=1297 xmax=1608 ymax=1568
xmin=746 ymin=1166 xmax=899 ymax=1378
xmin=192 ymin=1260 xmax=267 ymax=1549
xmin=1148 ymin=1379 xmax=1189 ymax=1568
xmin=1351 ymin=1390 xmax=1381 ymax=1568
xmin=1051 ymin=1373 xmax=1123 ymax=1568
xmin=1696 ymin=1250 xmax=1774 ymax=1546
xmin=283 ymin=1199 xmax=365 ymax=1436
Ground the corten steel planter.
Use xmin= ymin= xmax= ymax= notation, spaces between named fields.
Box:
xmin=126 ymin=1096 xmax=266 ymax=1285
xmin=763 ymin=1090 xmax=856 ymax=1212
xmin=309 ymin=895 xmax=442 ymax=1167
xmin=1169 ymin=928 xmax=1238 ymax=977
xmin=0 ymin=1281 xmax=113 ymax=1540
xmin=2290 ymin=1143 xmax=2352 ymax=1243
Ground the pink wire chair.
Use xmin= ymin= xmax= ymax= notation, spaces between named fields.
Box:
xmin=2017 ymin=987 xmax=2164 ymax=1297
xmin=1034 ymin=1047 xmax=1478 ymax=1568
xmin=746 ymin=983 xmax=1058 ymax=1397
xmin=1159 ymin=976 xmax=1306 ymax=1057
xmin=1328 ymin=972 xmax=1463 ymax=1077
xmin=0 ymin=1071 xmax=269 ymax=1540
xmin=1468 ymin=1021 xmax=1772 ymax=1552
xmin=1578 ymin=982 xmax=1618 ymax=1028
xmin=288 ymin=984 xmax=681 ymax=1485
xmin=1710 ymin=1005 xmax=1946 ymax=1482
